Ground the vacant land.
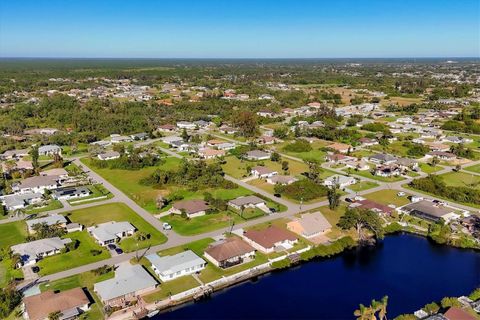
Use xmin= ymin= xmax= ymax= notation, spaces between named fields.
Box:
xmin=37 ymin=231 xmax=110 ymax=276
xmin=161 ymin=212 xmax=244 ymax=236
xmin=0 ymin=221 xmax=28 ymax=249
xmin=64 ymin=202 xmax=167 ymax=251
xmin=362 ymin=189 xmax=410 ymax=207
xmin=438 ymin=171 xmax=480 ymax=190
xmin=222 ymin=155 xmax=308 ymax=179
xmin=464 ymin=164 xmax=480 ymax=174
xmin=349 ymin=181 xmax=379 ymax=192
xmin=419 ymin=163 xmax=444 ymax=174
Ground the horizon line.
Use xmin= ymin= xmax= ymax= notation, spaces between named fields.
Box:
xmin=1 ymin=56 xmax=479 ymax=60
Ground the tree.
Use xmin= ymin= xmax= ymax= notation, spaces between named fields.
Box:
xmin=270 ymin=152 xmax=281 ymax=162
xmin=181 ymin=128 xmax=189 ymax=141
xmin=305 ymin=159 xmax=323 ymax=184
xmin=30 ymin=145 xmax=39 ymax=173
xmin=281 ymin=161 xmax=289 ymax=173
xmin=423 ymin=302 xmax=440 ymax=315
xmin=338 ymin=208 xmax=384 ymax=242
xmin=430 ymin=156 xmax=439 ymax=167
xmin=232 ymin=111 xmax=258 ymax=137
xmin=354 ymin=304 xmax=373 ymax=320
xmin=48 ymin=311 xmax=63 ymax=320
xmin=0 ymin=284 xmax=22 ymax=318
xmin=327 ymin=183 xmax=341 ymax=210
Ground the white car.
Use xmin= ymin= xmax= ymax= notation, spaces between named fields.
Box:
xmin=397 ymin=192 xmax=406 ymax=197
xmin=162 ymin=222 xmax=172 ymax=230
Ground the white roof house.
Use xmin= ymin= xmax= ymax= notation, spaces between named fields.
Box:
xmin=323 ymin=175 xmax=357 ymax=189
xmin=26 ymin=214 xmax=68 ymax=233
xmin=94 ymin=263 xmax=158 ymax=306
xmin=146 ymin=250 xmax=206 ymax=282
xmin=11 ymin=237 xmax=72 ymax=266
xmin=87 ymin=221 xmax=136 ymax=246
xmin=38 ymin=145 xmax=62 ymax=156
xmin=0 ymin=192 xmax=43 ymax=211
xmin=12 ymin=175 xmax=60 ymax=194
xmin=97 ymin=151 xmax=120 ymax=161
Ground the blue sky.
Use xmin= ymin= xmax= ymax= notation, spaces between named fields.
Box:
xmin=0 ymin=0 xmax=479 ymax=58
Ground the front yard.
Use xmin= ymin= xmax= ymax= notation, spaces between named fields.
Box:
xmin=64 ymin=202 xmax=167 ymax=251
xmin=362 ymin=189 xmax=411 ymax=207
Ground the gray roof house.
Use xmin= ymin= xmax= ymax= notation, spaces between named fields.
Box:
xmin=399 ymin=200 xmax=458 ymax=222
xmin=13 ymin=175 xmax=60 ymax=194
xmin=26 ymin=214 xmax=68 ymax=233
xmin=87 ymin=221 xmax=136 ymax=246
xmin=287 ymin=212 xmax=332 ymax=239
xmin=228 ymin=195 xmax=269 ymax=213
xmin=94 ymin=263 xmax=158 ymax=307
xmin=97 ymin=151 xmax=120 ymax=161
xmin=369 ymin=153 xmax=397 ymax=164
xmin=0 ymin=192 xmax=43 ymax=211
xmin=52 ymin=186 xmax=92 ymax=200
xmin=11 ymin=237 xmax=72 ymax=266
xmin=245 ymin=150 xmax=270 ymax=161
xmin=38 ymin=144 xmax=62 ymax=156
xmin=146 ymin=250 xmax=206 ymax=282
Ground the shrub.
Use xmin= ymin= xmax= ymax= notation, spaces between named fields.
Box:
xmin=283 ymin=139 xmax=312 ymax=153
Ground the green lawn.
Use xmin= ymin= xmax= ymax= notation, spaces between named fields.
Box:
xmin=25 ymin=200 xmax=63 ymax=214
xmin=143 ymin=275 xmax=200 ymax=302
xmin=0 ymin=221 xmax=28 ymax=249
xmin=464 ymin=163 xmax=480 ymax=174
xmin=64 ymin=202 xmax=167 ymax=251
xmin=40 ymin=270 xmax=114 ymax=320
xmin=362 ymin=189 xmax=410 ymax=207
xmin=0 ymin=258 xmax=23 ymax=287
xmin=37 ymin=231 xmax=110 ymax=276
xmin=161 ymin=212 xmax=244 ymax=236
xmin=349 ymin=181 xmax=379 ymax=192
xmin=438 ymin=171 xmax=480 ymax=190
xmin=419 ymin=162 xmax=444 ymax=174
xmin=81 ymin=157 xmax=181 ymax=213
xmin=68 ymin=184 xmax=113 ymax=206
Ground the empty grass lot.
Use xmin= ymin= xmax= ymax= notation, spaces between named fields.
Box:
xmin=0 ymin=221 xmax=28 ymax=249
xmin=161 ymin=212 xmax=245 ymax=236
xmin=362 ymin=189 xmax=410 ymax=207
xmin=464 ymin=163 xmax=480 ymax=174
xmin=64 ymin=202 xmax=167 ymax=251
xmin=349 ymin=181 xmax=379 ymax=192
xmin=419 ymin=162 xmax=444 ymax=174
xmin=221 ymin=155 xmax=308 ymax=179
xmin=37 ymin=231 xmax=110 ymax=276
xmin=438 ymin=171 xmax=480 ymax=190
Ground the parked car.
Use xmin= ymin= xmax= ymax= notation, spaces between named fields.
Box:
xmin=107 ymin=244 xmax=116 ymax=250
xmin=163 ymin=222 xmax=172 ymax=230
xmin=31 ymin=266 xmax=40 ymax=273
xmin=397 ymin=192 xmax=406 ymax=197
xmin=115 ymin=248 xmax=123 ymax=254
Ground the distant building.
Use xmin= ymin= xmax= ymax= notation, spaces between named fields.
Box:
xmin=97 ymin=151 xmax=120 ymax=161
xmin=245 ymin=150 xmax=270 ymax=161
xmin=251 ymin=166 xmax=278 ymax=178
xmin=38 ymin=145 xmax=62 ymax=156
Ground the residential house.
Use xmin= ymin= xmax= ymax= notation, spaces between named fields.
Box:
xmin=257 ymin=136 xmax=277 ymax=145
xmin=88 ymin=221 xmax=136 ymax=246
xmin=52 ymin=186 xmax=92 ymax=200
xmin=426 ymin=143 xmax=451 ymax=152
xmin=345 ymin=160 xmax=370 ymax=171
xmin=206 ymin=139 xmax=225 ymax=147
xmin=23 ymin=288 xmax=90 ymax=320
xmin=443 ymin=307 xmax=477 ymax=320
xmin=251 ymin=166 xmax=278 ymax=179
xmin=97 ymin=151 xmax=120 ymax=161
xmin=130 ymin=132 xmax=148 ymax=141
xmin=11 ymin=237 xmax=72 ymax=266
xmin=216 ymin=142 xmax=236 ymax=150
xmin=26 ymin=214 xmax=68 ymax=233
xmin=204 ymin=237 xmax=256 ymax=268
xmin=399 ymin=200 xmax=460 ymax=222
xmin=13 ymin=175 xmax=60 ymax=194
xmin=328 ymin=142 xmax=353 ymax=154
xmin=369 ymin=153 xmax=397 ymax=165
xmin=0 ymin=192 xmax=43 ymax=211
xmin=256 ymin=110 xmax=276 ymax=118
xmin=110 ymin=135 xmax=133 ymax=144
xmin=40 ymin=168 xmax=69 ymax=180
xmin=198 ymin=148 xmax=225 ymax=159
xmin=146 ymin=250 xmax=206 ymax=282
xmin=242 ymin=226 xmax=298 ymax=254
xmin=228 ymin=195 xmax=269 ymax=213
xmin=323 ymin=175 xmax=357 ymax=189
xmin=157 ymin=124 xmax=177 ymax=133
xmin=442 ymin=136 xmax=473 ymax=144
xmin=161 ymin=136 xmax=184 ymax=145
xmin=324 ymin=153 xmax=356 ymax=164
xmin=1 ymin=149 xmax=29 ymax=160
xmin=350 ymin=199 xmax=394 ymax=215
xmin=94 ymin=263 xmax=158 ymax=307
xmin=218 ymin=126 xmax=238 ymax=135
xmin=426 ymin=151 xmax=456 ymax=161
xmin=170 ymin=199 xmax=210 ymax=218
xmin=358 ymin=137 xmax=379 ymax=147
xmin=396 ymin=158 xmax=419 ymax=171
xmin=245 ymin=150 xmax=270 ymax=161
xmin=287 ymin=212 xmax=332 ymax=239
xmin=374 ymin=164 xmax=401 ymax=177
xmin=1 ymin=159 xmax=33 ymax=175
xmin=38 ymin=145 xmax=62 ymax=156
xmin=266 ymin=175 xmax=298 ymax=185
xmin=176 ymin=121 xmax=196 ymax=130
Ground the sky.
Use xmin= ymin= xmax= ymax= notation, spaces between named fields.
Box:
xmin=0 ymin=0 xmax=479 ymax=58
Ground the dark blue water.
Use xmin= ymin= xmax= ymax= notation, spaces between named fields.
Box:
xmin=156 ymin=234 xmax=479 ymax=319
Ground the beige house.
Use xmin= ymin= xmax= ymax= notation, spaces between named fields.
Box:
xmin=287 ymin=212 xmax=332 ymax=239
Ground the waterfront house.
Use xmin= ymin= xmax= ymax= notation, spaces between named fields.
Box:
xmin=52 ymin=186 xmax=92 ymax=200
xmin=242 ymin=226 xmax=298 ymax=254
xmin=97 ymin=151 xmax=120 ymax=161
xmin=251 ymin=166 xmax=278 ymax=179
xmin=245 ymin=150 xmax=270 ymax=161
xmin=26 ymin=214 xmax=68 ymax=234
xmin=23 ymin=288 xmax=90 ymax=320
xmin=11 ymin=237 xmax=72 ymax=267
xmin=266 ymin=175 xmax=298 ymax=185
xmin=349 ymin=199 xmax=394 ymax=215
xmin=443 ymin=306 xmax=477 ymax=320
xmin=228 ymin=195 xmax=269 ymax=213
xmin=204 ymin=237 xmax=256 ymax=268
xmin=399 ymin=200 xmax=460 ymax=222
xmin=170 ymin=199 xmax=210 ymax=218
xmin=94 ymin=263 xmax=158 ymax=307
xmin=146 ymin=250 xmax=206 ymax=282
xmin=287 ymin=212 xmax=332 ymax=239
xmin=87 ymin=221 xmax=136 ymax=246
